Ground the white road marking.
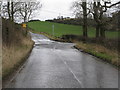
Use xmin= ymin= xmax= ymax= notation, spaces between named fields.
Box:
xmin=56 ymin=52 xmax=84 ymax=88
xmin=62 ymin=59 xmax=84 ymax=88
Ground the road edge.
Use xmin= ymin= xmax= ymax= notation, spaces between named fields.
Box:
xmin=2 ymin=41 xmax=35 ymax=88
xmin=31 ymin=31 xmax=119 ymax=69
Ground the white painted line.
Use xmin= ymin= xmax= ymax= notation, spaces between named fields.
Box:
xmin=62 ymin=59 xmax=84 ymax=88
xmin=56 ymin=52 xmax=84 ymax=88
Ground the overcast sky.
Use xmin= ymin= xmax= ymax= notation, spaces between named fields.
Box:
xmin=34 ymin=0 xmax=76 ymax=21
xmin=34 ymin=0 xmax=119 ymax=21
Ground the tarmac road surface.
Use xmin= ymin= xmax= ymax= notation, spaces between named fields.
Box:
xmin=5 ymin=33 xmax=118 ymax=88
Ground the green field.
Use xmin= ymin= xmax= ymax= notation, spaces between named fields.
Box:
xmin=28 ymin=21 xmax=119 ymax=38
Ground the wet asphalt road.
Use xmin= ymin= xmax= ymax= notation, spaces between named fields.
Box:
xmin=5 ymin=33 xmax=118 ymax=88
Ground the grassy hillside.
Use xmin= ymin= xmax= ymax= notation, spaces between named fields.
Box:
xmin=28 ymin=21 xmax=119 ymax=39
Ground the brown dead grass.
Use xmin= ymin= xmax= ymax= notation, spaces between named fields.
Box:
xmin=2 ymin=37 xmax=34 ymax=78
xmin=74 ymin=40 xmax=119 ymax=67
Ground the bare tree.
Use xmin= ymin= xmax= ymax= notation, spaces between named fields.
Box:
xmin=72 ymin=0 xmax=90 ymax=38
xmin=19 ymin=2 xmax=42 ymax=23
xmin=2 ymin=1 xmax=42 ymax=23
xmin=0 ymin=1 xmax=2 ymax=17
xmin=90 ymin=0 xmax=120 ymax=38
xmin=2 ymin=0 xmax=23 ymax=21
xmin=72 ymin=0 xmax=120 ymax=38
xmin=72 ymin=1 xmax=83 ymax=18
xmin=81 ymin=1 xmax=89 ymax=38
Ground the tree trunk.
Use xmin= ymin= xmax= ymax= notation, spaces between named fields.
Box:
xmin=11 ymin=2 xmax=14 ymax=21
xmin=7 ymin=2 xmax=11 ymax=20
xmin=96 ymin=24 xmax=100 ymax=38
xmin=82 ymin=2 xmax=88 ymax=38
xmin=100 ymin=26 xmax=105 ymax=38
xmin=24 ymin=3 xmax=27 ymax=23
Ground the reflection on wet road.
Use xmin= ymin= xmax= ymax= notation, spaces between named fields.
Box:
xmin=6 ymin=33 xmax=118 ymax=88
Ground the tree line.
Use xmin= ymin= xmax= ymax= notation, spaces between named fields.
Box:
xmin=72 ymin=0 xmax=120 ymax=39
xmin=1 ymin=0 xmax=42 ymax=23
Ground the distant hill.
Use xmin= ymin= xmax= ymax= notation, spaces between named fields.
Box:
xmin=29 ymin=19 xmax=41 ymax=22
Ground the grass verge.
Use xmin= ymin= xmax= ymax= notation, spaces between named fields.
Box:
xmin=73 ymin=41 xmax=119 ymax=68
xmin=2 ymin=37 xmax=34 ymax=80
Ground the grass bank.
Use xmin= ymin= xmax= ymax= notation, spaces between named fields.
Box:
xmin=2 ymin=18 xmax=34 ymax=80
xmin=73 ymin=41 xmax=119 ymax=67
xmin=2 ymin=37 xmax=34 ymax=79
